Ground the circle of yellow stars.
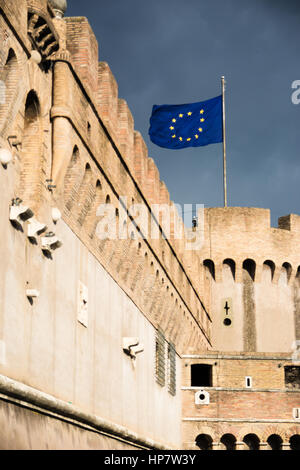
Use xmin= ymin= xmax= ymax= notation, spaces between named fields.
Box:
xmin=169 ymin=109 xmax=205 ymax=142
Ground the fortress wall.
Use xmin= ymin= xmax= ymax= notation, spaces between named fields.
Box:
xmin=0 ymin=0 xmax=213 ymax=448
xmin=49 ymin=59 xmax=210 ymax=352
xmin=0 ymin=153 xmax=183 ymax=449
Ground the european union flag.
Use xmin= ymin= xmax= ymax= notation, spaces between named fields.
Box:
xmin=149 ymin=95 xmax=223 ymax=150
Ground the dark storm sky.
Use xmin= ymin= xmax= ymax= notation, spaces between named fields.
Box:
xmin=66 ymin=0 xmax=300 ymax=226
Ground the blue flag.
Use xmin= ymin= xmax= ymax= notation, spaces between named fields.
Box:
xmin=149 ymin=95 xmax=223 ymax=150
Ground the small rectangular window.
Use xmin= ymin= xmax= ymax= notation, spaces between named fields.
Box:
xmin=191 ymin=364 xmax=213 ymax=387
xmin=293 ymin=408 xmax=300 ymax=420
xmin=245 ymin=376 xmax=252 ymax=388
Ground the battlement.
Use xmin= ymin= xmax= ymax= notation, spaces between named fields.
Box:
xmin=204 ymin=206 xmax=300 ymax=234
xmin=200 ymin=207 xmax=300 ymax=284
xmin=0 ymin=0 xmax=211 ymax=355
xmin=278 ymin=213 xmax=300 ymax=233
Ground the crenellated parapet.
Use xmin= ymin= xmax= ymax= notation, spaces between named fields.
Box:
xmin=0 ymin=0 xmax=212 ymax=355
xmin=2 ymin=0 xmax=299 ymax=357
xmin=199 ymin=207 xmax=300 ymax=285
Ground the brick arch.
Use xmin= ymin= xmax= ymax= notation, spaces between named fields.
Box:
xmin=236 ymin=426 xmax=264 ymax=443
xmin=195 ymin=433 xmax=213 ymax=450
xmin=283 ymin=425 xmax=300 ymax=442
xmin=220 ymin=433 xmax=237 ymax=450
xmin=242 ymin=433 xmax=260 ymax=450
xmin=19 ymin=89 xmax=44 ymax=211
xmin=76 ymin=163 xmax=96 ymax=226
xmin=0 ymin=47 xmax=19 ymax=137
xmin=266 ymin=434 xmax=283 ymax=450
xmin=289 ymin=434 xmax=300 ymax=450
xmin=86 ymin=179 xmax=104 ymax=240
xmin=261 ymin=425 xmax=285 ymax=443
xmin=63 ymin=145 xmax=82 ymax=212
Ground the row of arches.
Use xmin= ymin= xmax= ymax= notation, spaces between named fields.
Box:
xmin=204 ymin=258 xmax=300 ymax=284
xmin=0 ymin=45 xmax=46 ymax=210
xmin=196 ymin=433 xmax=300 ymax=450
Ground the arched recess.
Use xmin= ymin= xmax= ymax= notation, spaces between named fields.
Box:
xmin=279 ymin=262 xmax=292 ymax=285
xmin=243 ymin=259 xmax=256 ymax=282
xmin=262 ymin=260 xmax=275 ymax=282
xmin=195 ymin=434 xmax=213 ymax=451
xmin=0 ymin=48 xmax=19 ymax=137
xmin=290 ymin=434 xmax=300 ymax=450
xmin=296 ymin=266 xmax=300 ymax=286
xmin=19 ymin=90 xmax=43 ymax=211
xmin=204 ymin=259 xmax=215 ymax=280
xmin=267 ymin=434 xmax=283 ymax=450
xmin=223 ymin=258 xmax=236 ymax=282
xmin=86 ymin=179 xmax=103 ymax=240
xmin=220 ymin=433 xmax=236 ymax=450
xmin=64 ymin=145 xmax=82 ymax=212
xmin=76 ymin=163 xmax=96 ymax=226
xmin=243 ymin=433 xmax=260 ymax=450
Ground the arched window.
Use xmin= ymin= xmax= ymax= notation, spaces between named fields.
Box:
xmin=195 ymin=434 xmax=213 ymax=450
xmin=223 ymin=259 xmax=236 ymax=281
xmin=262 ymin=260 xmax=275 ymax=282
xmin=279 ymin=262 xmax=292 ymax=285
xmin=290 ymin=434 xmax=300 ymax=450
xmin=267 ymin=434 xmax=282 ymax=450
xmin=20 ymin=90 xmax=43 ymax=209
xmin=296 ymin=267 xmax=300 ymax=288
xmin=77 ymin=163 xmax=94 ymax=226
xmin=243 ymin=433 xmax=260 ymax=450
xmin=64 ymin=146 xmax=80 ymax=211
xmin=203 ymin=259 xmax=215 ymax=280
xmin=86 ymin=179 xmax=103 ymax=239
xmin=220 ymin=433 xmax=236 ymax=450
xmin=283 ymin=262 xmax=292 ymax=282
xmin=243 ymin=259 xmax=256 ymax=281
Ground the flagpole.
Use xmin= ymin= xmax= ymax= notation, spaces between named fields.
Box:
xmin=221 ymin=76 xmax=228 ymax=208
